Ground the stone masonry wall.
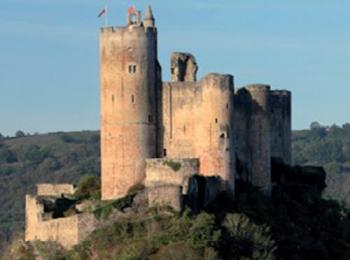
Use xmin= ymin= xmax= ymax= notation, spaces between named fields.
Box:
xmin=36 ymin=184 xmax=75 ymax=197
xmin=100 ymin=22 xmax=161 ymax=200
xmin=162 ymin=73 xmax=235 ymax=192
xmin=145 ymin=158 xmax=199 ymax=192
xmin=25 ymin=195 xmax=97 ymax=249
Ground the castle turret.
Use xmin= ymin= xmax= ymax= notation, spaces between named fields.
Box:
xmin=198 ymin=74 xmax=235 ymax=191
xmin=245 ymin=84 xmax=271 ymax=196
xmin=100 ymin=8 xmax=161 ymax=200
xmin=144 ymin=6 xmax=155 ymax=28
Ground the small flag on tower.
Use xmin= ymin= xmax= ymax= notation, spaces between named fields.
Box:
xmin=97 ymin=8 xmax=107 ymax=18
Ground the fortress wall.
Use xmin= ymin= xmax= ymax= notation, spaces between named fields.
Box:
xmin=162 ymin=73 xmax=235 ymax=191
xmin=25 ymin=195 xmax=97 ymax=249
xmin=25 ymin=195 xmax=79 ymax=249
xmin=148 ymin=185 xmax=183 ymax=211
xmin=245 ymin=84 xmax=272 ymax=195
xmin=36 ymin=184 xmax=75 ymax=197
xmin=162 ymin=81 xmax=202 ymax=158
xmin=270 ymin=90 xmax=292 ymax=165
xmin=145 ymin=158 xmax=199 ymax=194
xmin=100 ymin=24 xmax=161 ymax=200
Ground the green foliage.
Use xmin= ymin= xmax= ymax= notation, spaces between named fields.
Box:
xmin=75 ymin=175 xmax=101 ymax=200
xmin=292 ymin=123 xmax=350 ymax=204
xmin=222 ymin=213 xmax=276 ymax=260
xmin=15 ymin=130 xmax=26 ymax=138
xmin=163 ymin=160 xmax=182 ymax=172
xmin=189 ymin=212 xmax=221 ymax=249
xmin=94 ymin=192 xmax=137 ymax=220
xmin=0 ymin=131 xmax=100 ymax=253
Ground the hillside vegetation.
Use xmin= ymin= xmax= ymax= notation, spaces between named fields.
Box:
xmin=1 ymin=123 xmax=350 ymax=257
xmin=0 ymin=131 xmax=100 ymax=250
xmin=293 ymin=123 xmax=350 ymax=203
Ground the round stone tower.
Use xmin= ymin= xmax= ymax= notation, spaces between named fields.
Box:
xmin=100 ymin=7 xmax=160 ymax=200
xmin=246 ymin=84 xmax=271 ymax=196
xmin=197 ymin=74 xmax=235 ymax=192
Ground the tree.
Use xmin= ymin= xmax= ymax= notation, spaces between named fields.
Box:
xmin=310 ymin=121 xmax=322 ymax=129
xmin=15 ymin=131 xmax=25 ymax=138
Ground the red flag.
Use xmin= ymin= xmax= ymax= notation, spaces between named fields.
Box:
xmin=98 ymin=8 xmax=107 ymax=18
xmin=128 ymin=6 xmax=136 ymax=15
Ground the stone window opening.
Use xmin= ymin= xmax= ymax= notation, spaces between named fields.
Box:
xmin=163 ymin=149 xmax=167 ymax=156
xmin=131 ymin=95 xmax=135 ymax=103
xmin=128 ymin=65 xmax=137 ymax=74
xmin=220 ymin=133 xmax=225 ymax=139
xmin=215 ymin=118 xmax=218 ymax=124
xmin=112 ymin=95 xmax=115 ymax=103
xmin=171 ymin=68 xmax=175 ymax=74
xmin=226 ymin=103 xmax=229 ymax=109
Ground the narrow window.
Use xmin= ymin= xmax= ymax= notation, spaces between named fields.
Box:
xmin=128 ymin=65 xmax=137 ymax=74
xmin=215 ymin=118 xmax=218 ymax=123
xmin=171 ymin=68 xmax=175 ymax=74
xmin=226 ymin=103 xmax=229 ymax=109
xmin=131 ymin=95 xmax=135 ymax=103
xmin=112 ymin=95 xmax=115 ymax=103
xmin=163 ymin=149 xmax=167 ymax=156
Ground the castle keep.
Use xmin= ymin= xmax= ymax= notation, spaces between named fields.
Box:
xmin=25 ymin=6 xmax=291 ymax=248
xmin=100 ymin=6 xmax=291 ymax=200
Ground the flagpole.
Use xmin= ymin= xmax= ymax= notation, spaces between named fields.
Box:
xmin=105 ymin=6 xmax=108 ymax=26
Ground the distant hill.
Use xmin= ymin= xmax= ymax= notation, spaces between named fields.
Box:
xmin=292 ymin=123 xmax=350 ymax=204
xmin=1 ymin=124 xmax=350 ymax=252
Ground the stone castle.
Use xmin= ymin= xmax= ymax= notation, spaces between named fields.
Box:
xmin=25 ymin=6 xmax=291 ymax=249
xmin=100 ymin=6 xmax=291 ymax=200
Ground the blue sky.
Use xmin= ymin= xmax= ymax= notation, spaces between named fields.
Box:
xmin=0 ymin=0 xmax=349 ymax=136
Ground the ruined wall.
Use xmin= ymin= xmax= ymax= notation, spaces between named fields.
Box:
xmin=162 ymin=73 xmax=235 ymax=192
xmin=36 ymin=184 xmax=75 ymax=197
xmin=100 ymin=20 xmax=161 ymax=200
xmin=270 ymin=90 xmax=292 ymax=165
xmin=145 ymin=158 xmax=198 ymax=211
xmin=171 ymin=52 xmax=198 ymax=82
xmin=145 ymin=158 xmax=199 ymax=193
xmin=25 ymin=195 xmax=97 ymax=249
xmin=148 ymin=185 xmax=183 ymax=211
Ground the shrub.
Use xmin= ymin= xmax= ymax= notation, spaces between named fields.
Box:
xmin=75 ymin=175 xmax=101 ymax=200
xmin=189 ymin=212 xmax=221 ymax=249
xmin=222 ymin=213 xmax=276 ymax=260
xmin=163 ymin=160 xmax=182 ymax=172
